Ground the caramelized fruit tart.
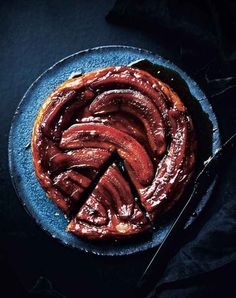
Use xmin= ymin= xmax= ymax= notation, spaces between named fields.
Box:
xmin=32 ymin=65 xmax=196 ymax=240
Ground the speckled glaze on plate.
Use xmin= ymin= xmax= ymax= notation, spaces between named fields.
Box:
xmin=8 ymin=46 xmax=221 ymax=256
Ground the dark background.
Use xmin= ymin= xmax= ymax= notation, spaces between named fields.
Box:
xmin=1 ymin=1 xmax=236 ymax=298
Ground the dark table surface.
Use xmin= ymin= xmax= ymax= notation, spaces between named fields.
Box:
xmin=1 ymin=1 xmax=235 ymax=298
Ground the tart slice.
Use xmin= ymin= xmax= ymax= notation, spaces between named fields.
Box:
xmin=67 ymin=164 xmax=150 ymax=239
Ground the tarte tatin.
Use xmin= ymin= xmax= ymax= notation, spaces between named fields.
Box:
xmin=32 ymin=65 xmax=196 ymax=240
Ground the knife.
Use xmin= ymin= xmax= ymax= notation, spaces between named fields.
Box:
xmin=136 ymin=133 xmax=236 ymax=298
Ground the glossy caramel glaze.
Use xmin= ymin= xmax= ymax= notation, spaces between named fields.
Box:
xmin=32 ymin=65 xmax=196 ymax=239
xmin=68 ymin=164 xmax=149 ymax=239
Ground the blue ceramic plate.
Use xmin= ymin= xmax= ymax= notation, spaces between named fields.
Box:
xmin=9 ymin=46 xmax=221 ymax=255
